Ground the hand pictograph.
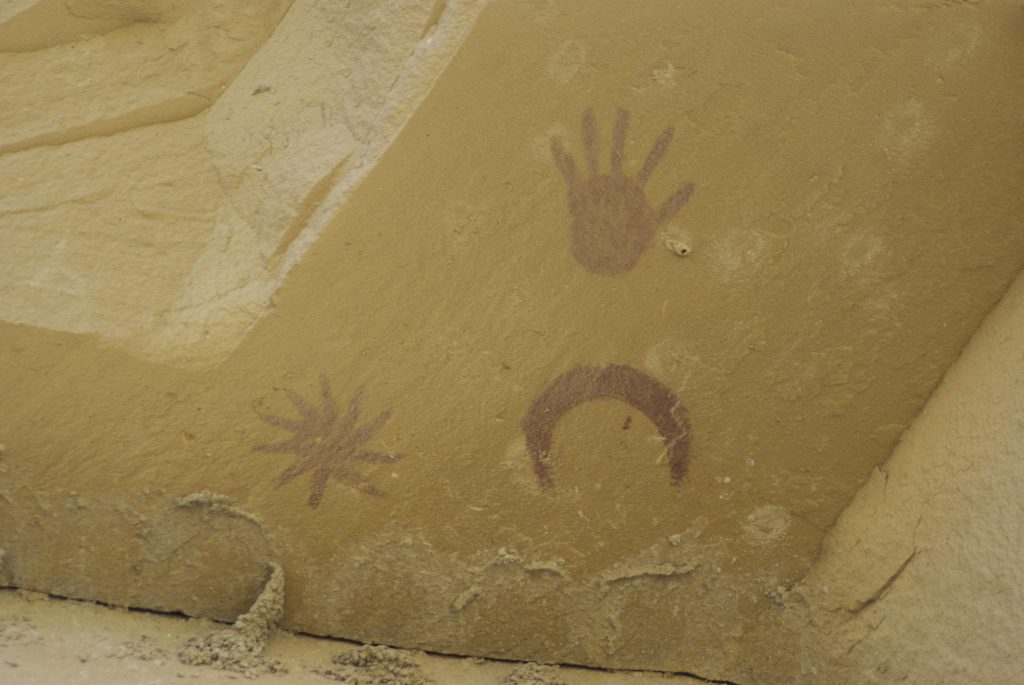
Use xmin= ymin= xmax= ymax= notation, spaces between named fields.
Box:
xmin=550 ymin=107 xmax=695 ymax=275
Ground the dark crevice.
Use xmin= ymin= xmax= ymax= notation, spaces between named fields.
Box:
xmin=390 ymin=643 xmax=747 ymax=685
xmin=420 ymin=0 xmax=448 ymax=39
xmin=0 ymin=585 xmax=745 ymax=684
xmin=849 ymin=549 xmax=918 ymax=614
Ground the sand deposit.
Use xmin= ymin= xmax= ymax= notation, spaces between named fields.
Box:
xmin=317 ymin=644 xmax=433 ymax=684
xmin=506 ymin=662 xmax=570 ymax=685
xmin=0 ymin=587 xmax=713 ymax=683
xmin=178 ymin=562 xmax=286 ymax=676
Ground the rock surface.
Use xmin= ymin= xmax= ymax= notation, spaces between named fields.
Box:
xmin=0 ymin=588 xmax=685 ymax=684
xmin=795 ymin=265 xmax=1024 ymax=684
xmin=0 ymin=0 xmax=485 ymax=366
xmin=1 ymin=1 xmax=1023 ymax=683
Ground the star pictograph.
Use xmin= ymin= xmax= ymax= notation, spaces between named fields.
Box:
xmin=255 ymin=375 xmax=401 ymax=507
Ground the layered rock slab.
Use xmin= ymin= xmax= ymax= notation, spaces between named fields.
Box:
xmin=0 ymin=0 xmax=484 ymax=365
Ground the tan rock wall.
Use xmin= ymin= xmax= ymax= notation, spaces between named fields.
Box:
xmin=0 ymin=0 xmax=485 ymax=365
xmin=796 ymin=268 xmax=1024 ymax=684
xmin=2 ymin=1 xmax=1023 ymax=683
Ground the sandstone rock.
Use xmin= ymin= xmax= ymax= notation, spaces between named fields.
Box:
xmin=1 ymin=1 xmax=1023 ymax=683
xmin=0 ymin=0 xmax=485 ymax=365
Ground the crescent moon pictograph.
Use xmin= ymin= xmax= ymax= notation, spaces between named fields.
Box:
xmin=521 ymin=364 xmax=691 ymax=488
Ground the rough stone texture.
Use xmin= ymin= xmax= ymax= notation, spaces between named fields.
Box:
xmin=1 ymin=1 xmax=1023 ymax=684
xmin=792 ymin=269 xmax=1024 ymax=684
xmin=0 ymin=0 xmax=485 ymax=366
xmin=0 ymin=588 xmax=697 ymax=684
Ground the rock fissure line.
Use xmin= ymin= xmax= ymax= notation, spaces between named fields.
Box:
xmin=0 ymin=95 xmax=214 ymax=158
xmin=850 ymin=549 xmax=918 ymax=614
xmin=0 ymin=0 xmax=298 ymax=158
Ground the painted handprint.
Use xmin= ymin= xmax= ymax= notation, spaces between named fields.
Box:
xmin=550 ymin=107 xmax=695 ymax=275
